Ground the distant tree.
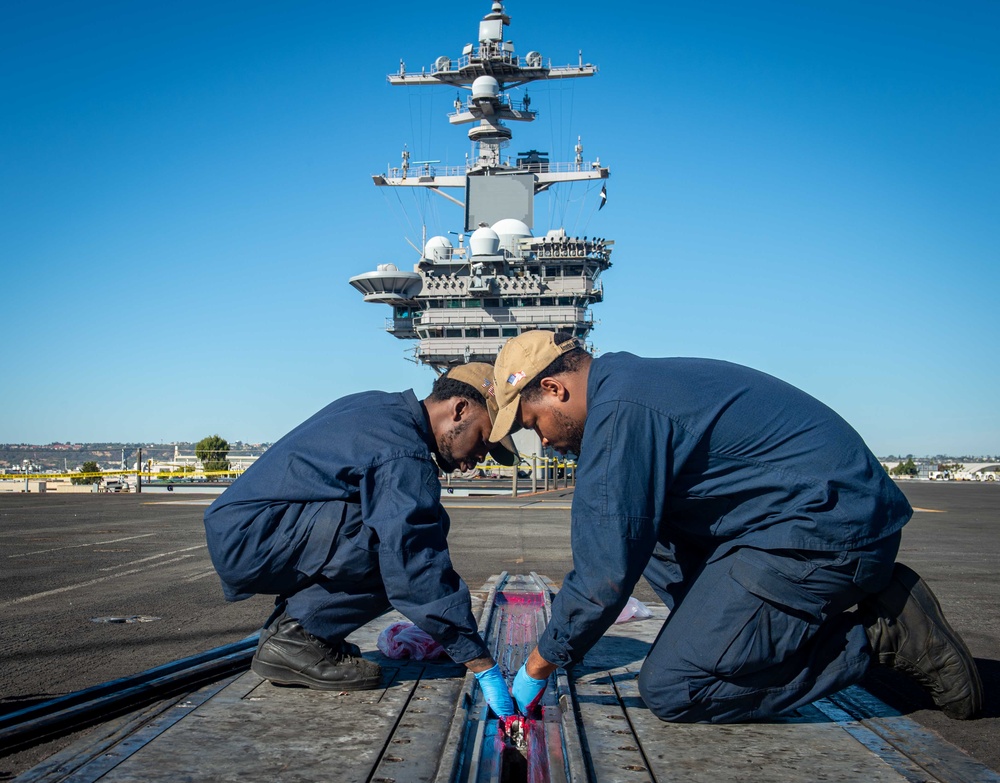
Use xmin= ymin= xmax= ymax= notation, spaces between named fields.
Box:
xmin=940 ymin=462 xmax=965 ymax=473
xmin=196 ymin=435 xmax=231 ymax=477
xmin=890 ymin=458 xmax=918 ymax=477
xmin=72 ymin=461 xmax=100 ymax=485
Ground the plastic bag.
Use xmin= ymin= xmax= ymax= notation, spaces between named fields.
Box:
xmin=614 ymin=596 xmax=653 ymax=624
xmin=377 ymin=621 xmax=447 ymax=660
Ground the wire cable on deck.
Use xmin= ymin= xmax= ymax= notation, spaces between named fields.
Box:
xmin=0 ymin=636 xmax=258 ymax=754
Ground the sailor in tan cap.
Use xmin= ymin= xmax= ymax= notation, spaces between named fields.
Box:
xmin=491 ymin=330 xmax=981 ymax=724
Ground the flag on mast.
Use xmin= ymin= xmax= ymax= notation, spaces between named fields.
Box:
xmin=599 ymin=184 xmax=607 ymax=210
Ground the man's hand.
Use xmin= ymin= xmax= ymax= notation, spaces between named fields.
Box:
xmin=473 ymin=664 xmax=515 ymax=718
xmin=512 ymin=663 xmax=548 ymax=714
xmin=513 ymin=648 xmax=557 ymax=714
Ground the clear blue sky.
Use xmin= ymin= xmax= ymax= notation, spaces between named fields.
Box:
xmin=2 ymin=0 xmax=997 ymax=456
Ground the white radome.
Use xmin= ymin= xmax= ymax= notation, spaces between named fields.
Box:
xmin=471 ymin=75 xmax=500 ymax=101
xmin=492 ymin=218 xmax=532 ymax=254
xmin=469 ymin=226 xmax=501 ymax=256
xmin=424 ymin=235 xmax=454 ymax=263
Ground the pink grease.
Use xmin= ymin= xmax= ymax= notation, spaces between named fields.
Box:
xmin=496 ymin=716 xmax=549 ymax=782
xmin=499 ymin=714 xmax=524 ymax=739
xmin=526 ymin=717 xmax=550 ymax=783
xmin=495 ymin=592 xmax=544 ymax=607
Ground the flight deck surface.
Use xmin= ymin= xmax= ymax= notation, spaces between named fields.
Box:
xmin=14 ymin=580 xmax=999 ymax=782
xmin=2 ymin=482 xmax=997 ymax=781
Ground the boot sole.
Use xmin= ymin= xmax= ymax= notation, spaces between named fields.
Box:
xmin=251 ymin=658 xmax=383 ymax=691
xmin=878 ymin=564 xmax=983 ymax=719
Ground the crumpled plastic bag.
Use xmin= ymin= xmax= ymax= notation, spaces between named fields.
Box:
xmin=377 ymin=621 xmax=447 ymax=660
xmin=614 ymin=596 xmax=653 ymax=624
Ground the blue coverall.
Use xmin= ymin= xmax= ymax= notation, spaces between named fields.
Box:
xmin=203 ymin=389 xmax=490 ymax=664
xmin=536 ymin=353 xmax=912 ymax=722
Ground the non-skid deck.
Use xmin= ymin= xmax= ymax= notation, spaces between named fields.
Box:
xmin=16 ymin=578 xmax=1000 ymax=783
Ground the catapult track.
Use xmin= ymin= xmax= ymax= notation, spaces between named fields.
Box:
xmin=435 ymin=572 xmax=587 ymax=783
xmin=9 ymin=573 xmax=998 ymax=782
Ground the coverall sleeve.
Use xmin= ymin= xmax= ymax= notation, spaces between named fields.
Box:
xmin=537 ymin=400 xmax=700 ymax=667
xmin=361 ymin=455 xmax=489 ymax=663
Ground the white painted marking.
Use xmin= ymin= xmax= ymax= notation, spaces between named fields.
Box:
xmin=182 ymin=569 xmax=219 ymax=583
xmin=8 ymin=533 xmax=159 ymax=558
xmin=98 ymin=545 xmax=206 ymax=572
xmin=144 ymin=500 xmax=214 ymax=506
xmin=443 ymin=502 xmax=572 ymax=510
xmin=1 ymin=555 xmax=200 ymax=607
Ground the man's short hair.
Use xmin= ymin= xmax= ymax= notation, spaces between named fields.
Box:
xmin=429 ymin=374 xmax=488 ymax=407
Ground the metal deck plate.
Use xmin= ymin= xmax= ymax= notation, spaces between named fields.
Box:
xmin=16 ymin=583 xmax=999 ymax=783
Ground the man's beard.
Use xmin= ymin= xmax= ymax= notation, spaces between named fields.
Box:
xmin=552 ymin=408 xmax=584 ymax=456
xmin=435 ymin=418 xmax=470 ymax=473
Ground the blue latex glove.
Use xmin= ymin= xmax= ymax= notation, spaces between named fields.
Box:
xmin=512 ymin=663 xmax=547 ymax=714
xmin=474 ymin=664 xmax=515 ymax=718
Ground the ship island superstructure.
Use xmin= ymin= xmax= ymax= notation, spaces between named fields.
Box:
xmin=349 ymin=1 xmax=612 ymax=370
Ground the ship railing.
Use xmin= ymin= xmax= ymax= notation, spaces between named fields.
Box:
xmin=409 ymin=310 xmax=594 ymax=328
xmin=426 ymin=53 xmax=594 ymax=78
xmin=448 ymin=96 xmax=533 ymax=116
xmin=385 ymin=163 xmax=467 ymax=180
xmin=420 ymin=281 xmax=602 ymax=298
xmin=376 ymin=275 xmax=602 ymax=295
xmin=382 ymin=158 xmax=606 ymax=181
xmin=508 ymin=160 xmax=606 ymax=174
xmin=430 ymin=52 xmax=552 ymax=74
xmin=412 ymin=334 xmax=594 ymax=361
xmin=385 ymin=318 xmax=420 ymax=333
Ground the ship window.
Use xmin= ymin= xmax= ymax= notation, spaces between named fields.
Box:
xmin=501 ymin=298 xmax=517 ymax=308
xmin=558 ymin=297 xmax=574 ymax=306
xmin=540 ymin=298 xmax=554 ymax=306
xmin=466 ymin=299 xmax=481 ymax=307
xmin=447 ymin=300 xmax=463 ymax=308
xmin=445 ymin=328 xmax=462 ymax=338
xmin=465 ymin=328 xmax=481 ymax=338
xmin=501 ymin=327 xmax=518 ymax=337
xmin=484 ymin=298 xmax=500 ymax=307
xmin=394 ymin=307 xmax=411 ymax=319
xmin=428 ymin=300 xmax=443 ymax=308
xmin=483 ymin=328 xmax=500 ymax=337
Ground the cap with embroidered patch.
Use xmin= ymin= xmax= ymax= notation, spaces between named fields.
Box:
xmin=445 ymin=362 xmax=519 ymax=466
xmin=489 ymin=331 xmax=580 ymax=443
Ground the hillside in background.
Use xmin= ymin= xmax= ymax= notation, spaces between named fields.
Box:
xmin=0 ymin=442 xmax=269 ymax=473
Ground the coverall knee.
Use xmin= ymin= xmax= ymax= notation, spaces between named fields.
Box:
xmin=283 ymin=503 xmax=392 ymax=643
xmin=637 ymin=535 xmax=899 ymax=723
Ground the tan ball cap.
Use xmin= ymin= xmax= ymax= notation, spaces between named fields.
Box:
xmin=490 ymin=331 xmax=580 ymax=443
xmin=444 ymin=362 xmax=520 ymax=466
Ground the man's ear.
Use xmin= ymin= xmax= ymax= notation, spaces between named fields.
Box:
xmin=539 ymin=377 xmax=569 ymax=401
xmin=452 ymin=397 xmax=469 ymax=422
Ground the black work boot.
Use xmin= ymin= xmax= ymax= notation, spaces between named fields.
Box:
xmin=860 ymin=563 xmax=983 ymax=719
xmin=251 ymin=613 xmax=382 ymax=691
